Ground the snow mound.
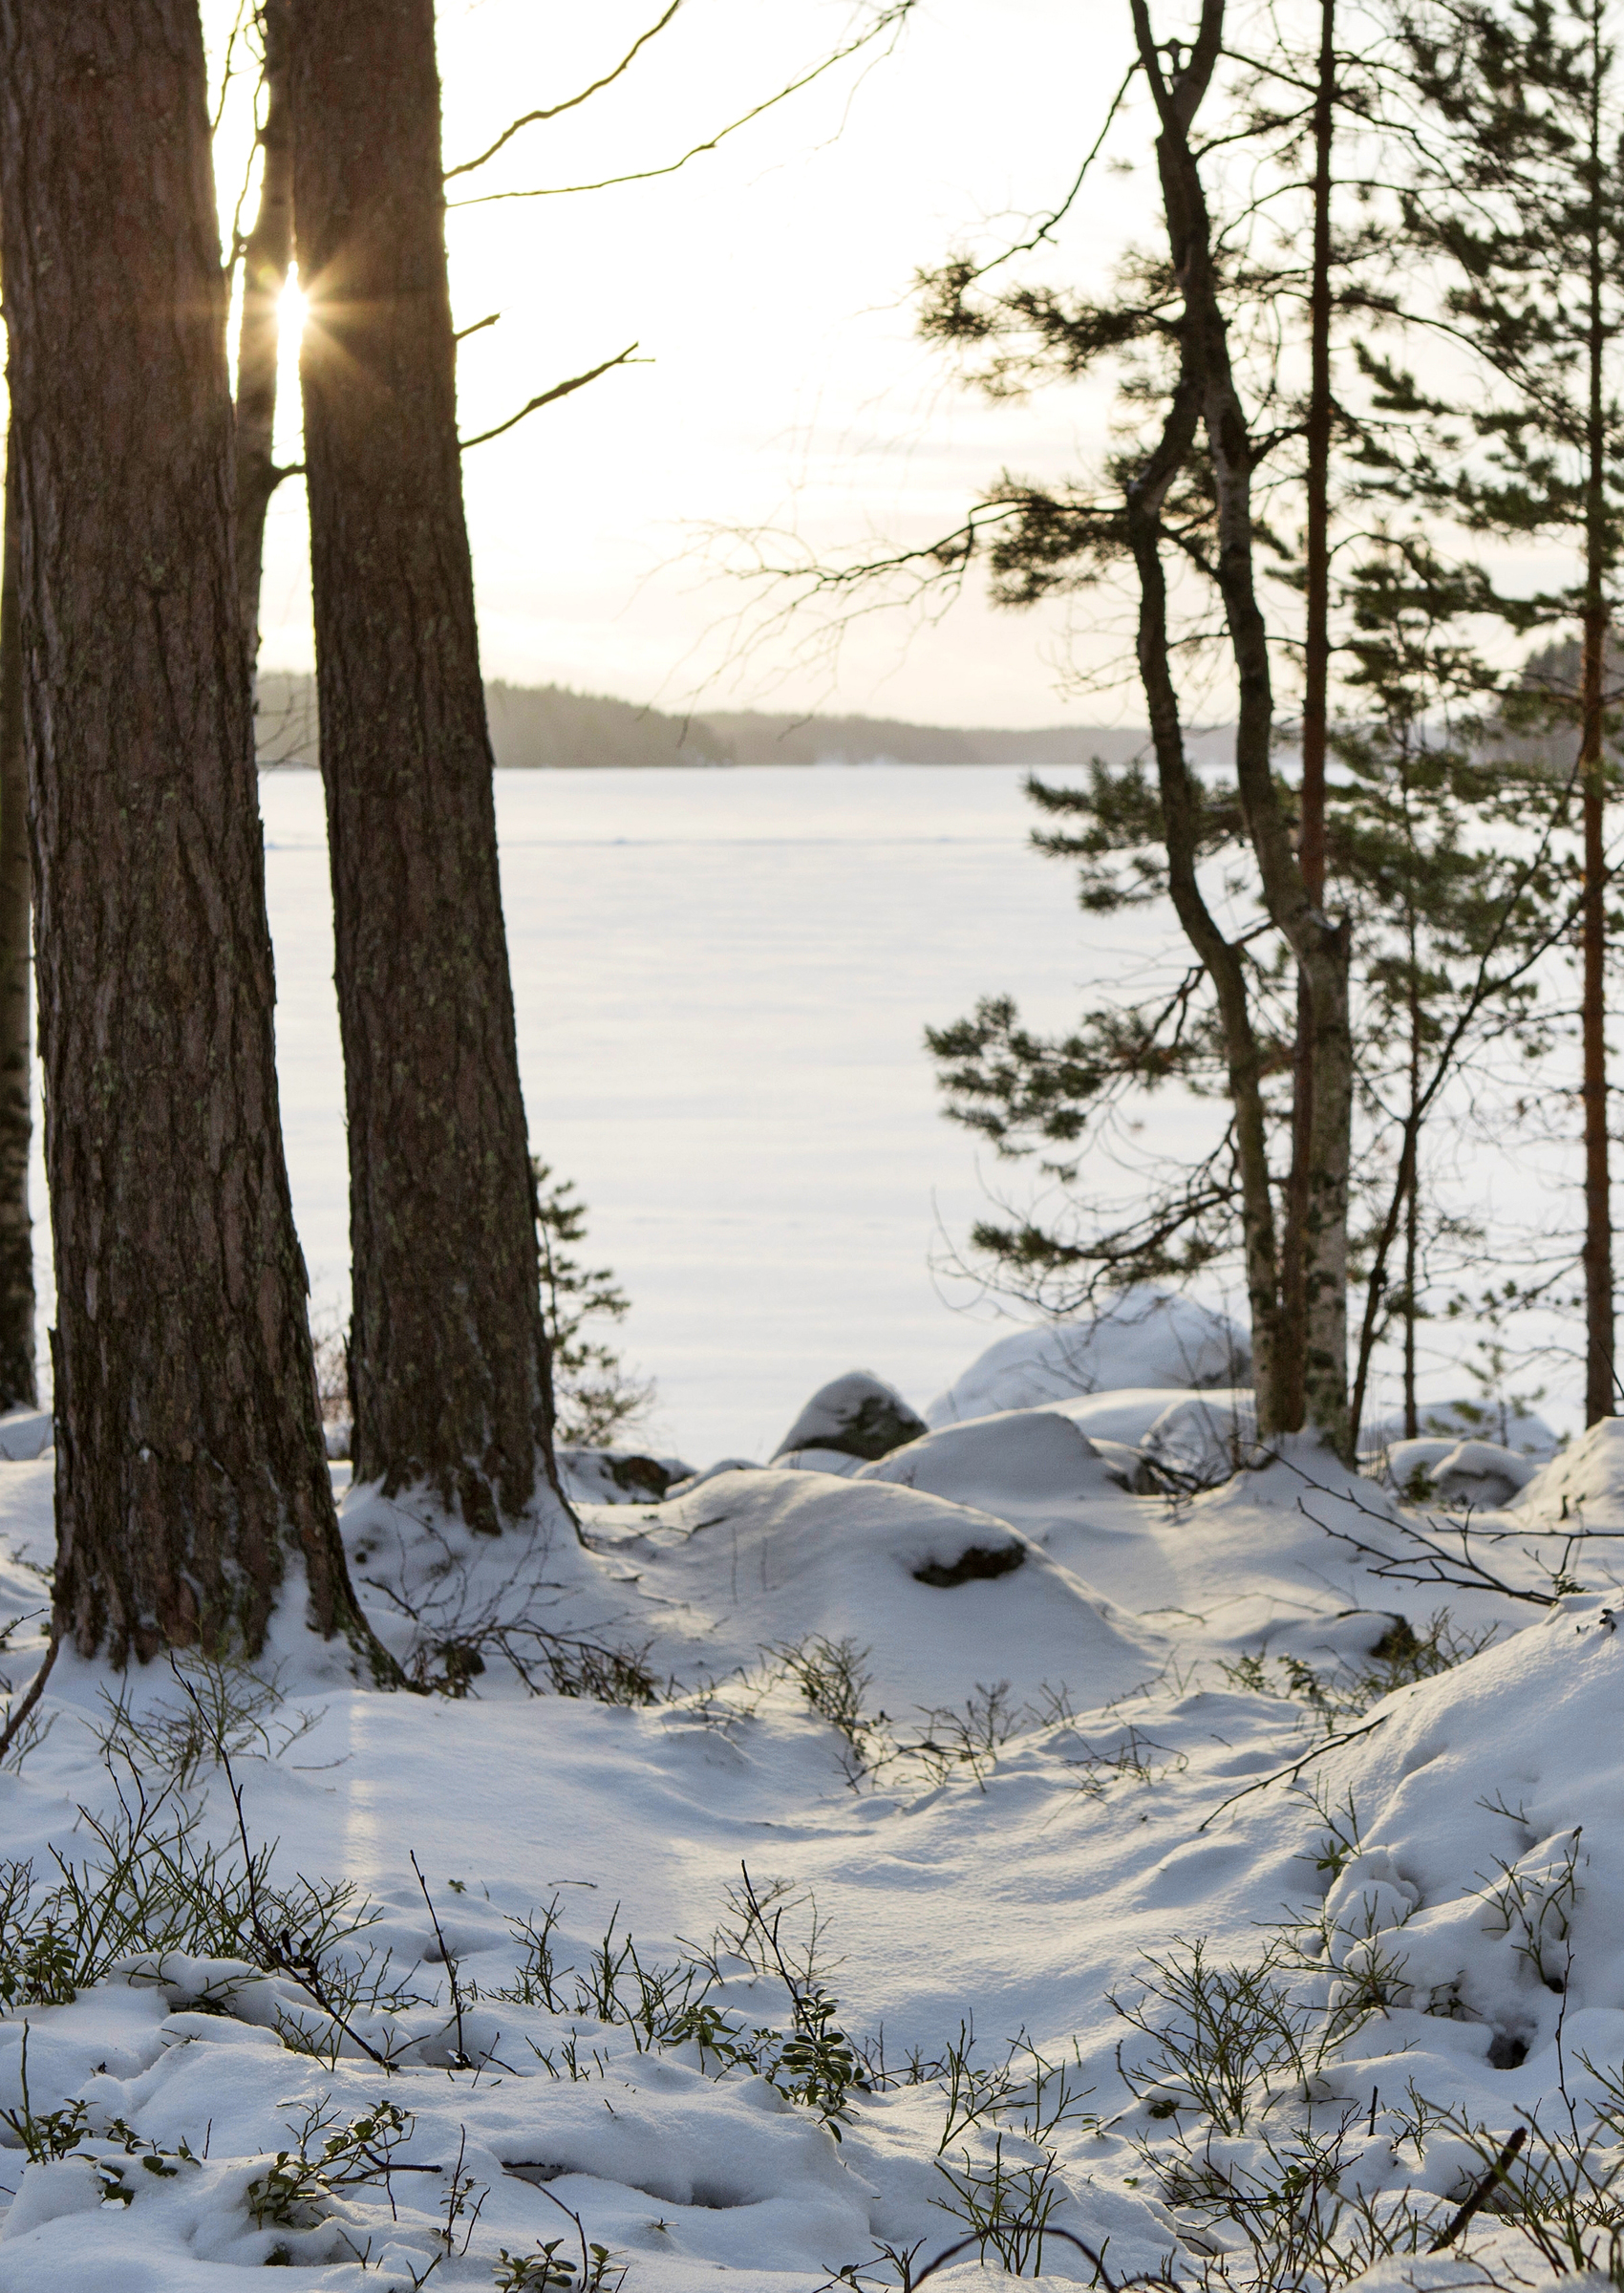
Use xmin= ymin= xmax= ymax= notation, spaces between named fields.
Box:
xmin=0 ymin=1405 xmax=52 ymax=1462
xmin=1045 ymin=1385 xmax=1223 ymax=1446
xmin=1293 ymin=1597 xmax=1624 ymax=2107
xmin=611 ymin=1466 xmax=1164 ymax=1711
xmin=1380 ymin=1434 xmax=1537 ymax=1508
xmin=771 ymin=1370 xmax=926 ymax=1462
xmin=1515 ymin=1417 xmax=1624 ymax=1521
xmin=1142 ymin=1389 xmax=1258 ymax=1488
xmin=925 ymin=1286 xmax=1248 ymax=1427
xmin=555 ymin=1447 xmax=695 ymax=1504
xmin=1363 ymin=1396 xmax=1559 ymax=1461
xmin=854 ymin=1404 xmax=1127 ymax=1513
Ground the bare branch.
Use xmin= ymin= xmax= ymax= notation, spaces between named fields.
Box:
xmin=443 ymin=0 xmax=687 ymax=182
xmin=1198 ymin=1713 xmax=1391 ymax=1832
xmin=447 ymin=3 xmax=914 ymax=209
xmin=939 ymin=61 xmax=1140 ymax=293
xmin=458 ymin=342 xmax=645 ymax=452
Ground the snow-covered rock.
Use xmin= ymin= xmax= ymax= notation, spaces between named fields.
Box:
xmin=1141 ymin=1389 xmax=1258 ymax=1488
xmin=770 ymin=1370 xmax=926 ymax=1462
xmin=1045 ymin=1384 xmax=1223 ymax=1446
xmin=594 ymin=1464 xmax=1164 ymax=1711
xmin=855 ymin=1404 xmax=1127 ymax=1513
xmin=1381 ymin=1435 xmax=1459 ymax=1493
xmin=1431 ymin=1438 xmax=1539 ymax=1508
xmin=1363 ymin=1395 xmax=1559 ymax=1460
xmin=925 ymin=1286 xmax=1248 ymax=1427
xmin=556 ymin=1447 xmax=696 ymax=1504
xmin=1381 ymin=1434 xmax=1536 ymax=1507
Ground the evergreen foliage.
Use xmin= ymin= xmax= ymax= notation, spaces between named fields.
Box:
xmin=532 ymin=1160 xmax=654 ymax=1448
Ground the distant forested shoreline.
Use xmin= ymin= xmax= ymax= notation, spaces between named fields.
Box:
xmin=253 ymin=671 xmax=1197 ymax=770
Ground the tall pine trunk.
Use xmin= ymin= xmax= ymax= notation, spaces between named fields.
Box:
xmin=0 ymin=442 xmax=34 ymax=1409
xmin=1282 ymin=0 xmax=1337 ymax=1434
xmin=290 ymin=0 xmax=564 ymax=1532
xmin=0 ymin=0 xmax=380 ymax=1666
xmin=234 ymin=0 xmax=293 ymax=674
xmin=1580 ymin=10 xmax=1613 ymax=1426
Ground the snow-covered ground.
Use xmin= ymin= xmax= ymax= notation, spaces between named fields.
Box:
xmin=2 ymin=1292 xmax=1622 ymax=2290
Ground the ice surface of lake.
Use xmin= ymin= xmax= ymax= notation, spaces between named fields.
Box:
xmin=260 ymin=763 xmax=1127 ymax=1466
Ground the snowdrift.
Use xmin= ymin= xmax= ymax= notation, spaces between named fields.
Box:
xmin=923 ymin=1285 xmax=1249 ymax=1425
xmin=4 ymin=1367 xmax=1624 ymax=2290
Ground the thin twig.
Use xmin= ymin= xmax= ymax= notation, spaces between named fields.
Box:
xmin=908 ymin=2225 xmax=1184 ymax=2289
xmin=446 ymin=4 xmax=913 ymax=209
xmin=1429 ymin=2125 xmax=1528 ymax=2250
xmin=444 ymin=0 xmax=687 ymax=181
xmin=0 ymin=1631 xmax=58 ymax=1764
xmin=459 ymin=344 xmax=644 ymax=451
xmin=1197 ymin=1715 xmax=1389 ymax=1832
xmin=204 ymin=1720 xmax=392 ymax=2069
xmin=411 ymin=1848 xmax=470 ymax=2068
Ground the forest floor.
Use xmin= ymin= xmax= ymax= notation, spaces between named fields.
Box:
xmin=0 ymin=1318 xmax=1620 ymax=2291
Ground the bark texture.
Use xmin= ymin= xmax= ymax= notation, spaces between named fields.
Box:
xmin=1281 ymin=0 xmax=1337 ymax=1436
xmin=0 ymin=0 xmax=374 ymax=1662
xmin=234 ymin=0 xmax=293 ymax=672
xmin=290 ymin=0 xmax=562 ymax=1529
xmin=0 ymin=443 xmax=35 ymax=1408
xmin=1579 ymin=32 xmax=1613 ymax=1426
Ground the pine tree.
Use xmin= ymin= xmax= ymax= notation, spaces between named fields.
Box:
xmin=0 ymin=0 xmax=386 ymax=1668
xmin=1389 ymin=0 xmax=1624 ymax=1422
xmin=290 ymin=0 xmax=567 ymax=1532
xmin=532 ymin=1162 xmax=654 ymax=1448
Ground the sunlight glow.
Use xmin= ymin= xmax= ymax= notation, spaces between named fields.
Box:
xmin=276 ymin=271 xmax=308 ymax=345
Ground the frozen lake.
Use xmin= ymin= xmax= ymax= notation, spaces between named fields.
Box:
xmin=18 ymin=760 xmax=1581 ymax=1465
xmin=262 ymin=763 xmax=1116 ymax=1466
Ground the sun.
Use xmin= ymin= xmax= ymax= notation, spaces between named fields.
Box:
xmin=276 ymin=271 xmax=308 ymax=342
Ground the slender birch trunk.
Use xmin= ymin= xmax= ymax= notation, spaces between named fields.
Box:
xmin=1132 ymin=0 xmax=1353 ymax=1453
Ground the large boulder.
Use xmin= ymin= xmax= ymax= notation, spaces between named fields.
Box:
xmin=771 ymin=1371 xmax=927 ymax=1464
xmin=925 ymin=1286 xmax=1249 ymax=1428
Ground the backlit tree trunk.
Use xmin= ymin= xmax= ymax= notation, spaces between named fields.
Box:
xmin=234 ymin=0 xmax=294 ymax=675
xmin=0 ymin=0 xmax=382 ymax=1665
xmin=290 ymin=0 xmax=564 ymax=1530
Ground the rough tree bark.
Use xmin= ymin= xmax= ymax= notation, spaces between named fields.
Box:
xmin=1281 ymin=0 xmax=1337 ymax=1434
xmin=290 ymin=0 xmax=565 ymax=1530
xmin=0 ymin=0 xmax=385 ymax=1666
xmin=234 ymin=0 xmax=294 ymax=672
xmin=1133 ymin=0 xmax=1353 ymax=1455
xmin=0 ymin=441 xmax=35 ymax=1409
xmin=1579 ymin=6 xmax=1613 ymax=1426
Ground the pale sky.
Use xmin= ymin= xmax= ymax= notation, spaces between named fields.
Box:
xmin=224 ymin=0 xmax=1152 ymax=727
